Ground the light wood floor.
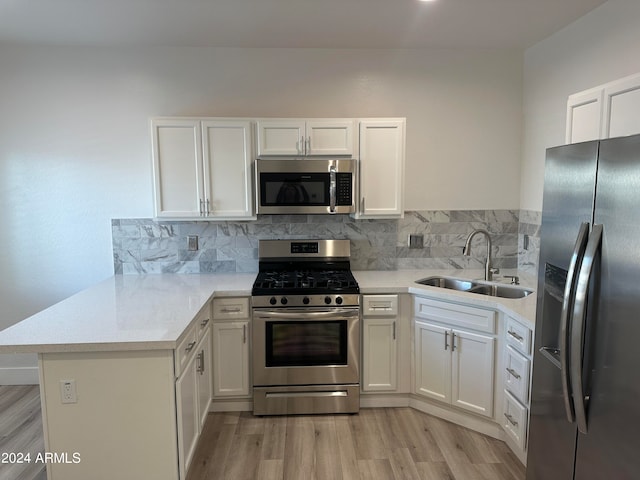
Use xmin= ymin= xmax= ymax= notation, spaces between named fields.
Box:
xmin=187 ymin=408 xmax=526 ymax=480
xmin=0 ymin=385 xmax=47 ymax=480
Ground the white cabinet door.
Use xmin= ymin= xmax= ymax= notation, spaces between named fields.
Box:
xmin=358 ymin=119 xmax=405 ymax=218
xmin=602 ymin=73 xmax=640 ymax=139
xmin=152 ymin=119 xmax=205 ymax=218
xmin=306 ymin=119 xmax=355 ymax=155
xmin=257 ymin=120 xmax=306 ymax=155
xmin=257 ymin=119 xmax=355 ymax=156
xmin=414 ymin=320 xmax=451 ymax=403
xmin=176 ymin=351 xmax=199 ymax=480
xmin=202 ymin=120 xmax=254 ymax=218
xmin=196 ymin=327 xmax=212 ymax=429
xmin=566 ymin=88 xmax=603 ymax=144
xmin=212 ymin=321 xmax=250 ymax=397
xmin=450 ymin=328 xmax=495 ymax=418
xmin=362 ymin=317 xmax=397 ymax=392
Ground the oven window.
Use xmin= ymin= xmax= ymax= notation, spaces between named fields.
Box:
xmin=261 ymin=173 xmax=328 ymax=206
xmin=266 ymin=320 xmax=348 ymax=367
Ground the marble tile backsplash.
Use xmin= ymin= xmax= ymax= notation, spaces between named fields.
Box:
xmin=112 ymin=210 xmax=541 ymax=275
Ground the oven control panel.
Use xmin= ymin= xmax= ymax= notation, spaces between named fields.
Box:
xmin=253 ymin=294 xmax=360 ymax=308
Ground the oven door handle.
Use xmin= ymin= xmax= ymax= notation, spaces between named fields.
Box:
xmin=255 ymin=309 xmax=359 ymax=320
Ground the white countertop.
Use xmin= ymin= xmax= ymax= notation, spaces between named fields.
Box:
xmin=0 ymin=269 xmax=536 ymax=354
xmin=0 ymin=273 xmax=255 ymax=354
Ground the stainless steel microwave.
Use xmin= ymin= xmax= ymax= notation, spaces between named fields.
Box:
xmin=255 ymin=158 xmax=356 ymax=215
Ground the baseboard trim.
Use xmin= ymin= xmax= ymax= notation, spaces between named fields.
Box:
xmin=0 ymin=367 xmax=39 ymax=385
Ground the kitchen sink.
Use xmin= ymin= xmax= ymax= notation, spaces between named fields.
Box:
xmin=415 ymin=276 xmax=474 ymax=291
xmin=415 ymin=276 xmax=533 ymax=299
xmin=467 ymin=284 xmax=533 ymax=299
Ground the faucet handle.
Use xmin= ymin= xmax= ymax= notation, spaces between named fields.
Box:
xmin=489 ymin=267 xmax=500 ymax=275
xmin=504 ymin=275 xmax=520 ymax=285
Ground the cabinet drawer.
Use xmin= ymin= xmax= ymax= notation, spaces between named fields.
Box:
xmin=505 ymin=317 xmax=532 ymax=355
xmin=504 ymin=346 xmax=531 ymax=404
xmin=502 ymin=390 xmax=528 ymax=451
xmin=212 ymin=297 xmax=250 ymax=320
xmin=194 ymin=304 xmax=212 ymax=341
xmin=175 ymin=324 xmax=198 ymax=377
xmin=414 ymin=296 xmax=496 ymax=334
xmin=363 ymin=295 xmax=398 ymax=317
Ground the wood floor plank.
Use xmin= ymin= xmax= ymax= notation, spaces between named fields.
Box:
xmin=312 ymin=416 xmax=342 ymax=480
xmin=282 ymin=416 xmax=316 ymax=479
xmin=348 ymin=408 xmax=388 ymax=460
xmin=223 ymin=433 xmax=263 ymax=480
xmin=335 ymin=416 xmax=361 ymax=480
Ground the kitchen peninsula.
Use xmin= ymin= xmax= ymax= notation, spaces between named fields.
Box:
xmin=0 ymin=270 xmax=535 ymax=480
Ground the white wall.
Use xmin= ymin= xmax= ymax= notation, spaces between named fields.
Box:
xmin=521 ymin=0 xmax=640 ymax=211
xmin=0 ymin=46 xmax=522 ymax=378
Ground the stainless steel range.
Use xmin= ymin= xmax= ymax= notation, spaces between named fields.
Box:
xmin=251 ymin=239 xmax=360 ymax=416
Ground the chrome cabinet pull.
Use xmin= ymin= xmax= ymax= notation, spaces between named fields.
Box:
xmin=392 ymin=321 xmax=396 ymax=340
xmin=452 ymin=332 xmax=457 ymax=351
xmin=558 ymin=222 xmax=590 ymax=423
xmin=220 ymin=307 xmax=242 ymax=314
xmin=185 ymin=341 xmax=196 ymax=353
xmin=504 ymin=413 xmax=518 ymax=427
xmin=571 ymin=223 xmax=603 ymax=434
xmin=506 ymin=367 xmax=521 ymax=379
xmin=197 ymin=351 xmax=205 ymax=374
xmin=200 ymin=318 xmax=210 ymax=328
xmin=306 ymin=136 xmax=311 ymax=154
xmin=444 ymin=330 xmax=449 ymax=351
xmin=507 ymin=330 xmax=524 ymax=342
xmin=361 ymin=197 xmax=365 ymax=213
xmin=205 ymin=199 xmax=211 ymax=216
xmin=199 ymin=199 xmax=204 ymax=216
xmin=243 ymin=325 xmax=247 ymax=344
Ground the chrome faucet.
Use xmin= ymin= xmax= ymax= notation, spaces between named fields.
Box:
xmin=463 ymin=229 xmax=497 ymax=281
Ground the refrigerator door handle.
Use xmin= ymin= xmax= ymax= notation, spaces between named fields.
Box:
xmin=570 ymin=223 xmax=603 ymax=435
xmin=559 ymin=221 xmax=590 ymax=423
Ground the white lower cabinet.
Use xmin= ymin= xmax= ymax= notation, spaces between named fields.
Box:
xmin=212 ymin=297 xmax=251 ymax=399
xmin=176 ymin=350 xmax=199 ymax=480
xmin=212 ymin=320 xmax=250 ymax=397
xmin=413 ymin=296 xmax=496 ymax=418
xmin=502 ymin=390 xmax=528 ymax=450
xmin=175 ymin=307 xmax=212 ymax=480
xmin=414 ymin=319 xmax=495 ymax=417
xmin=363 ymin=317 xmax=397 ymax=392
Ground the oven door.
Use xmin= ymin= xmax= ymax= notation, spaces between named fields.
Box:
xmin=252 ymin=307 xmax=360 ymax=387
xmin=255 ymin=158 xmax=355 ymax=214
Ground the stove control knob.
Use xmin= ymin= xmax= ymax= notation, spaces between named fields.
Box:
xmin=269 ymin=297 xmax=277 ymax=305
xmin=335 ymin=296 xmax=343 ymax=305
xmin=324 ymin=296 xmax=332 ymax=305
xmin=303 ymin=297 xmax=310 ymax=305
xmin=280 ymin=297 xmax=288 ymax=305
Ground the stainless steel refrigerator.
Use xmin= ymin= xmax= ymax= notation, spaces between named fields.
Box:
xmin=527 ymin=133 xmax=640 ymax=479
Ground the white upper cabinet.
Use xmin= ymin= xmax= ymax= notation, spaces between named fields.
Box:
xmin=151 ymin=118 xmax=255 ymax=220
xmin=602 ymin=73 xmax=640 ymax=139
xmin=566 ymin=72 xmax=640 ymax=143
xmin=356 ymin=118 xmax=405 ymax=218
xmin=257 ymin=118 xmax=355 ymax=156
xmin=566 ymin=88 xmax=604 ymax=144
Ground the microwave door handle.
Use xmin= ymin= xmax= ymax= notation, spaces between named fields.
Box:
xmin=570 ymin=223 xmax=603 ymax=435
xmin=329 ymin=165 xmax=337 ymax=213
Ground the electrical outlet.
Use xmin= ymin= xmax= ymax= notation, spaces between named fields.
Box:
xmin=187 ymin=235 xmax=199 ymax=251
xmin=408 ymin=234 xmax=424 ymax=249
xmin=60 ymin=379 xmax=77 ymax=404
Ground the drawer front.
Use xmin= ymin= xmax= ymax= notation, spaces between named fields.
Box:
xmin=504 ymin=346 xmax=531 ymax=404
xmin=363 ymin=295 xmax=398 ymax=317
xmin=175 ymin=324 xmax=198 ymax=377
xmin=505 ymin=317 xmax=532 ymax=355
xmin=195 ymin=304 xmax=212 ymax=341
xmin=502 ymin=390 xmax=528 ymax=450
xmin=213 ymin=297 xmax=250 ymax=320
xmin=414 ymin=296 xmax=496 ymax=334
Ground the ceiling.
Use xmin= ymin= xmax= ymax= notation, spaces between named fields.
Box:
xmin=0 ymin=0 xmax=607 ymax=50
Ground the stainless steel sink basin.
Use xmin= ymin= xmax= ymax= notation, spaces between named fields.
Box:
xmin=415 ymin=276 xmax=474 ymax=291
xmin=415 ymin=276 xmax=533 ymax=299
xmin=467 ymin=284 xmax=533 ymax=299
